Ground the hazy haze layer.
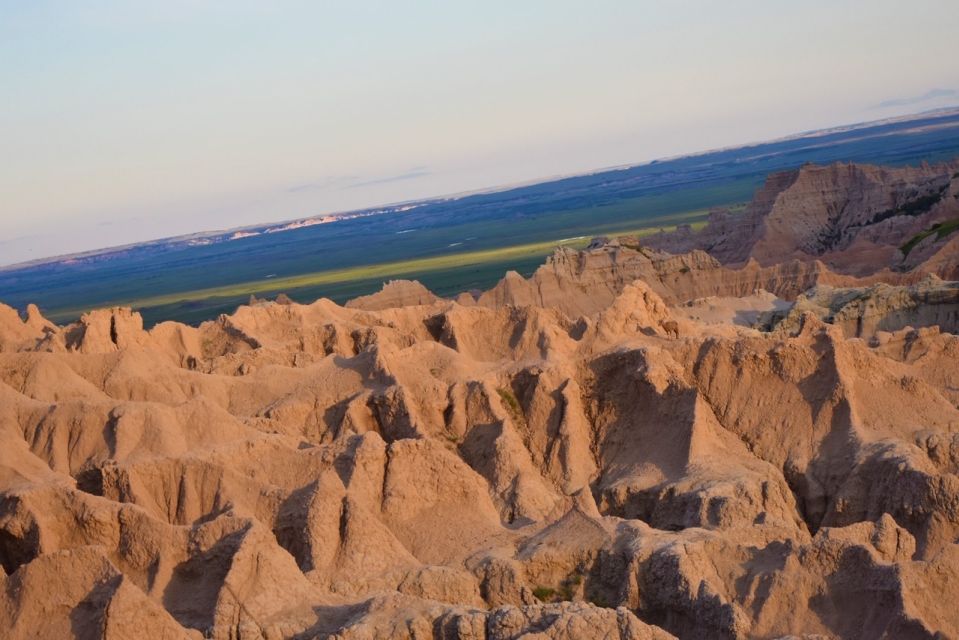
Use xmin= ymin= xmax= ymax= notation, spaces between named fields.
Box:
xmin=2 ymin=0 xmax=959 ymax=263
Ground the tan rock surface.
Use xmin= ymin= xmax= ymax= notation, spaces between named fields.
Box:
xmin=645 ymin=160 xmax=959 ymax=275
xmin=3 ymin=162 xmax=959 ymax=639
xmin=345 ymin=280 xmax=442 ymax=311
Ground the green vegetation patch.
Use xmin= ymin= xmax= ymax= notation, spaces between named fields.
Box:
xmin=496 ymin=387 xmax=525 ymax=424
xmin=45 ymin=217 xmax=709 ymax=325
xmin=532 ymin=587 xmax=556 ymax=602
xmin=900 ymin=217 xmax=959 ymax=257
xmin=531 ymin=572 xmax=584 ymax=603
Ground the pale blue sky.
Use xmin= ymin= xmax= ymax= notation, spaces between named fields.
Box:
xmin=2 ymin=1 xmax=958 ymax=265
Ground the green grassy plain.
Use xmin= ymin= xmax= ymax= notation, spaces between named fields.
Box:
xmin=15 ymin=115 xmax=959 ymax=328
xmin=47 ymin=213 xmax=710 ymax=325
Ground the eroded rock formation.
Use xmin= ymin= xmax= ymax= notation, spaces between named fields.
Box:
xmin=2 ymin=161 xmax=959 ymax=639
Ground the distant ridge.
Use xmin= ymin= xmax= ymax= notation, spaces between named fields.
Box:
xmin=4 ymin=105 xmax=958 ymax=273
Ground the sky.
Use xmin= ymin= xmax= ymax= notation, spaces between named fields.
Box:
xmin=2 ymin=1 xmax=959 ymax=266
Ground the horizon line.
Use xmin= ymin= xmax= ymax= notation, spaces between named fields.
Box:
xmin=4 ymin=104 xmax=959 ymax=272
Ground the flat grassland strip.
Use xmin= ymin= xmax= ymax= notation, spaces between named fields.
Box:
xmin=46 ymin=215 xmax=707 ymax=324
xmin=9 ymin=114 xmax=959 ymax=327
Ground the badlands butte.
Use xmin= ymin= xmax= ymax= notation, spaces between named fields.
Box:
xmin=4 ymin=160 xmax=959 ymax=640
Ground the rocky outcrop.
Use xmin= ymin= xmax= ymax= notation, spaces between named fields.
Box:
xmin=4 ymin=160 xmax=959 ymax=638
xmin=1 ymin=271 xmax=958 ymax=638
xmin=467 ymin=240 xmax=915 ymax=321
xmin=345 ymin=279 xmax=441 ymax=311
xmin=0 ymin=303 xmax=56 ymax=352
xmin=765 ymin=275 xmax=959 ymax=337
xmin=646 ymin=160 xmax=959 ymax=275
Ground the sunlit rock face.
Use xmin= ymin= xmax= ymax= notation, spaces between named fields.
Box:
xmin=2 ymin=161 xmax=959 ymax=639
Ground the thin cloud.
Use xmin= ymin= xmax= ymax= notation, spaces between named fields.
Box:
xmin=287 ymin=175 xmax=361 ymax=193
xmin=286 ymin=168 xmax=431 ymax=194
xmin=345 ymin=167 xmax=431 ymax=190
xmin=873 ymin=88 xmax=957 ymax=109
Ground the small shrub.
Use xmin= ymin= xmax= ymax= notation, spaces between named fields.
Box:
xmin=532 ymin=586 xmax=556 ymax=602
xmin=558 ymin=572 xmax=583 ymax=600
xmin=496 ymin=387 xmax=524 ymax=423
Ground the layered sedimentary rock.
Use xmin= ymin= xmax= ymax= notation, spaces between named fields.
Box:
xmin=764 ymin=275 xmax=959 ymax=337
xmin=3 ymin=160 xmax=959 ymax=639
xmin=2 ymin=266 xmax=959 ymax=639
xmin=645 ymin=160 xmax=959 ymax=275
xmin=345 ymin=280 xmax=441 ymax=311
